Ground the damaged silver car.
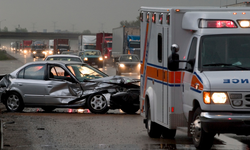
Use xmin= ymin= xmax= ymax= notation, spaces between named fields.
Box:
xmin=0 ymin=61 xmax=140 ymax=114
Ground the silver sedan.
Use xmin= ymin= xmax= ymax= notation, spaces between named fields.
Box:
xmin=0 ymin=61 xmax=140 ymax=114
xmin=0 ymin=61 xmax=110 ymax=113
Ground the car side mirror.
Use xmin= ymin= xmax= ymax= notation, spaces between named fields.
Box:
xmin=168 ymin=44 xmax=180 ymax=71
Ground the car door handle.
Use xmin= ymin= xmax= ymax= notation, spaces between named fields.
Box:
xmin=18 ymin=83 xmax=22 ymax=86
xmin=47 ymin=85 xmax=52 ymax=88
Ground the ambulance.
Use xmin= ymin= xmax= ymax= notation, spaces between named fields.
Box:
xmin=139 ymin=6 xmax=250 ymax=149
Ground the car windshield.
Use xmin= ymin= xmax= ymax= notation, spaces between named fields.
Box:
xmin=66 ymin=64 xmax=107 ymax=81
xmin=47 ymin=57 xmax=82 ymax=62
xmin=120 ymin=55 xmax=139 ymax=62
xmin=85 ymin=51 xmax=101 ymax=56
xmin=200 ymin=35 xmax=250 ymax=71
xmin=129 ymin=41 xmax=140 ymax=48
xmin=84 ymin=45 xmax=96 ymax=49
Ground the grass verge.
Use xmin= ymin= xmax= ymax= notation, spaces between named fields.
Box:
xmin=0 ymin=50 xmax=16 ymax=60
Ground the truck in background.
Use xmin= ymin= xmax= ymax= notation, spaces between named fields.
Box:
xmin=112 ymin=26 xmax=140 ymax=64
xmin=10 ymin=42 xmax=16 ymax=51
xmin=139 ymin=6 xmax=250 ymax=149
xmin=47 ymin=39 xmax=54 ymax=55
xmin=78 ymin=35 xmax=96 ymax=51
xmin=21 ymin=40 xmax=32 ymax=54
xmin=31 ymin=40 xmax=46 ymax=58
xmin=96 ymin=33 xmax=112 ymax=66
xmin=53 ymin=39 xmax=70 ymax=54
xmin=11 ymin=41 xmax=21 ymax=52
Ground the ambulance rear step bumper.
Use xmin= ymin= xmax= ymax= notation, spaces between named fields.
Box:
xmin=200 ymin=112 xmax=250 ymax=135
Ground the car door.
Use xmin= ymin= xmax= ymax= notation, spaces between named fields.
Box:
xmin=16 ymin=64 xmax=47 ymax=105
xmin=44 ymin=64 xmax=80 ymax=105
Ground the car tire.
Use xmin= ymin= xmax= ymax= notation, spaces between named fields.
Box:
xmin=5 ymin=92 xmax=24 ymax=112
xmin=121 ymin=105 xmax=139 ymax=114
xmin=41 ymin=107 xmax=56 ymax=112
xmin=146 ymin=103 xmax=162 ymax=138
xmin=162 ymin=127 xmax=176 ymax=139
xmin=87 ymin=94 xmax=109 ymax=114
xmin=191 ymin=107 xmax=214 ymax=150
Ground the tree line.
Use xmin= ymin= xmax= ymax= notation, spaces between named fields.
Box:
xmin=0 ymin=16 xmax=140 ymax=33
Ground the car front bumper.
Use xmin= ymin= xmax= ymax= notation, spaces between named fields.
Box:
xmin=200 ymin=112 xmax=250 ymax=135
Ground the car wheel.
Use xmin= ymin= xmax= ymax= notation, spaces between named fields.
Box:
xmin=87 ymin=94 xmax=109 ymax=114
xmin=191 ymin=107 xmax=214 ymax=149
xmin=41 ymin=107 xmax=55 ymax=112
xmin=162 ymin=127 xmax=176 ymax=139
xmin=121 ymin=105 xmax=139 ymax=114
xmin=146 ymin=103 xmax=162 ymax=138
xmin=5 ymin=92 xmax=24 ymax=112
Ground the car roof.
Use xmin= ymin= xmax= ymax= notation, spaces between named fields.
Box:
xmin=119 ymin=54 xmax=138 ymax=57
xmin=26 ymin=60 xmax=84 ymax=65
xmin=84 ymin=49 xmax=101 ymax=52
xmin=45 ymin=54 xmax=80 ymax=58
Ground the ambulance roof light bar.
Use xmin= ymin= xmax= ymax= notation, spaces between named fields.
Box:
xmin=199 ymin=19 xmax=237 ymax=28
xmin=152 ymin=13 xmax=156 ymax=23
xmin=159 ymin=13 xmax=163 ymax=24
xmin=140 ymin=11 xmax=143 ymax=22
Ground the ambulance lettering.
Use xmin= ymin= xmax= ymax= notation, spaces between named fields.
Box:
xmin=223 ymin=79 xmax=249 ymax=84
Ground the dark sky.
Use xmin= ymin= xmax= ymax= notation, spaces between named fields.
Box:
xmin=0 ymin=0 xmax=243 ymax=33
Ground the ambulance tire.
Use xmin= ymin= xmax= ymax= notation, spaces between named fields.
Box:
xmin=192 ymin=107 xmax=214 ymax=150
xmin=146 ymin=106 xmax=162 ymax=138
xmin=162 ymin=127 xmax=176 ymax=139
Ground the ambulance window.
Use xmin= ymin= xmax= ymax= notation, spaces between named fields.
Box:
xmin=158 ymin=33 xmax=163 ymax=62
xmin=186 ymin=37 xmax=197 ymax=72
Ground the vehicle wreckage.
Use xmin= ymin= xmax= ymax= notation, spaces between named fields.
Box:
xmin=0 ymin=61 xmax=140 ymax=114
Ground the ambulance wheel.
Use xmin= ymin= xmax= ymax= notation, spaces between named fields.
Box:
xmin=146 ymin=104 xmax=162 ymax=138
xmin=162 ymin=127 xmax=176 ymax=139
xmin=191 ymin=107 xmax=214 ymax=149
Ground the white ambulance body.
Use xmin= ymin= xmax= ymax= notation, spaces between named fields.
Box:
xmin=140 ymin=6 xmax=250 ymax=149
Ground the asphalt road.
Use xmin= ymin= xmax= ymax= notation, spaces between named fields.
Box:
xmin=1 ymin=49 xmax=250 ymax=150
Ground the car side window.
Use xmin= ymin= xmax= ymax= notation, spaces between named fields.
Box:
xmin=17 ymin=69 xmax=24 ymax=78
xmin=49 ymin=66 xmax=71 ymax=80
xmin=18 ymin=64 xmax=45 ymax=80
xmin=186 ymin=37 xmax=197 ymax=72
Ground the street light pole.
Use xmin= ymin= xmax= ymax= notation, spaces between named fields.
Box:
xmin=0 ymin=19 xmax=6 ymax=32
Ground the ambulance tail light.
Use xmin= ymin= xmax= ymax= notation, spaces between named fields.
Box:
xmin=237 ymin=20 xmax=250 ymax=28
xmin=199 ymin=19 xmax=237 ymax=28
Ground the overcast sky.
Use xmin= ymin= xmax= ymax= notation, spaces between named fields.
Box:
xmin=0 ymin=0 xmax=245 ymax=33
